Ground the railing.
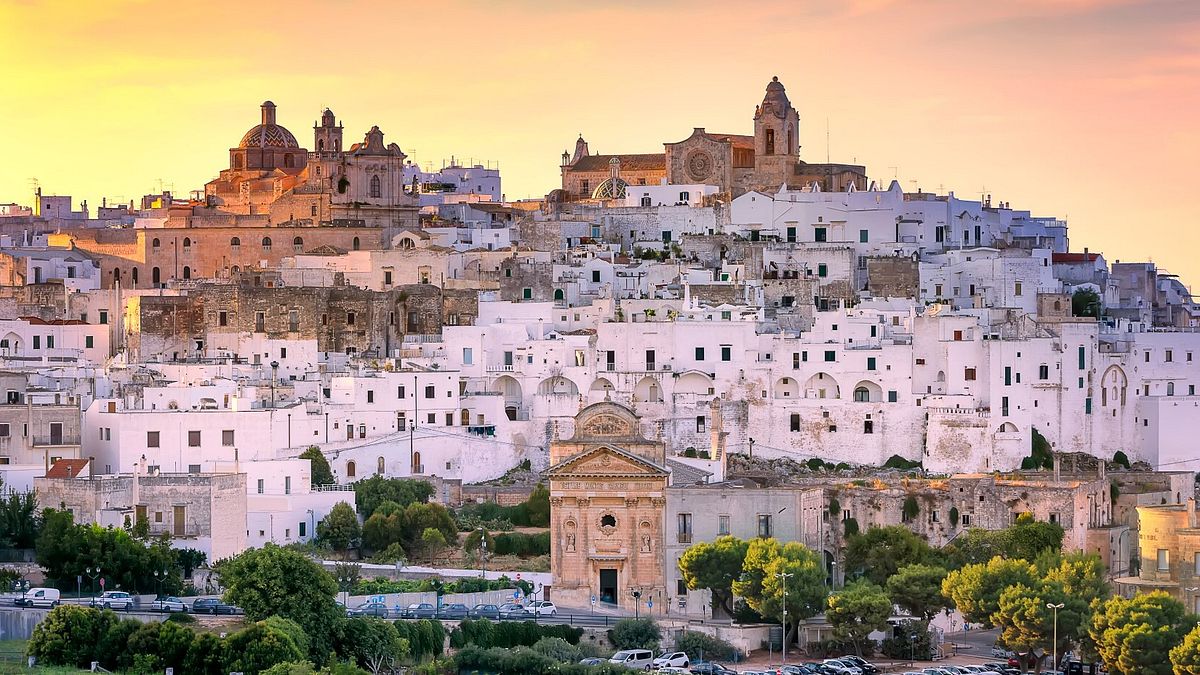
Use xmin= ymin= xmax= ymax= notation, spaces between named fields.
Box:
xmin=313 ymin=484 xmax=356 ymax=492
xmin=677 ymin=532 xmax=693 ymax=544
xmin=486 ymin=365 xmax=517 ymax=372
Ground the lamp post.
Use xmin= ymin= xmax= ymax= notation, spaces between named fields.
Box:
xmin=477 ymin=527 xmax=488 ymax=578
xmin=910 ymin=632 xmax=918 ymax=666
xmin=337 ymin=576 xmax=352 ymax=608
xmin=85 ymin=566 xmax=101 ymax=606
xmin=152 ymin=568 xmax=168 ymax=600
xmin=775 ymin=570 xmax=794 ymax=665
xmin=632 ymin=590 xmax=642 ymax=620
xmin=1047 ymin=602 xmax=1065 ymax=672
xmin=830 ymin=560 xmax=838 ymax=590
xmin=270 ymin=360 xmax=279 ymax=408
xmin=748 ymin=437 xmax=755 ymax=459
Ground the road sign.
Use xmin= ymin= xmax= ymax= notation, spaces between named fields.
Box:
xmin=513 ymin=590 xmax=521 ymax=600
xmin=647 ymin=600 xmax=653 ymax=609
xmin=370 ymin=595 xmax=385 ymax=604
xmin=99 ymin=578 xmax=105 ymax=588
xmin=590 ymin=595 xmax=596 ymax=605
xmin=76 ymin=575 xmax=82 ymax=587
xmin=516 ymin=573 xmax=521 ymax=580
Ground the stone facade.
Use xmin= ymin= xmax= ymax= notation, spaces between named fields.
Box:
xmin=547 ymin=403 xmax=668 ymax=609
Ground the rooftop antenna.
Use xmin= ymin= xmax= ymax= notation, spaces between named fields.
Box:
xmin=888 ymin=167 xmax=899 ymax=179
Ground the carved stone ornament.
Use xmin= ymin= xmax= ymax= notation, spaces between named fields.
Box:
xmin=687 ymin=150 xmax=713 ymax=182
xmin=580 ymin=413 xmax=632 ymax=437
xmin=549 ymin=496 xmax=563 ymax=507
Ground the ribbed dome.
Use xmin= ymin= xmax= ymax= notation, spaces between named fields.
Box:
xmin=592 ymin=177 xmax=628 ymax=200
xmin=238 ymin=100 xmax=299 ymax=149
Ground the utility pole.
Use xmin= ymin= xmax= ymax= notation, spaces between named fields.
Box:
xmin=775 ymin=570 xmax=793 ymax=665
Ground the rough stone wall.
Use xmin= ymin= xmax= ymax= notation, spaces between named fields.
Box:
xmin=867 ymin=256 xmax=920 ymax=299
xmin=498 ymin=258 xmax=553 ymax=303
xmin=689 ymin=284 xmax=746 ymax=306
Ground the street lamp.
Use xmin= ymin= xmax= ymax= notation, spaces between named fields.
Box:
xmin=775 ymin=570 xmax=794 ymax=665
xmin=337 ymin=576 xmax=353 ymax=608
xmin=830 ymin=560 xmax=838 ymax=590
xmin=910 ymin=633 xmax=918 ymax=666
xmin=632 ymin=590 xmax=642 ymax=620
xmin=152 ymin=568 xmax=169 ymax=600
xmin=270 ymin=360 xmax=279 ymax=408
xmin=85 ymin=566 xmax=102 ymax=606
xmin=1047 ymin=602 xmax=1065 ymax=672
xmin=477 ymin=527 xmax=488 ymax=578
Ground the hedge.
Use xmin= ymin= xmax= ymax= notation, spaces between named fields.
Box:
xmin=449 ymin=619 xmax=581 ymax=649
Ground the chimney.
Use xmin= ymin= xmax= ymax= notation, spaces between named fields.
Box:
xmin=1189 ymin=498 xmax=1197 ymax=529
xmin=88 ymin=456 xmax=94 ymax=481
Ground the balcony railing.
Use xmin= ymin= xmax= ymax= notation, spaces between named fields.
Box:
xmin=677 ymin=532 xmax=693 ymax=544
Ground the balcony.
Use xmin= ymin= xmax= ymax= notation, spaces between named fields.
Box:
xmin=676 ymin=531 xmax=693 ymax=544
xmin=486 ymin=364 xmax=518 ymax=372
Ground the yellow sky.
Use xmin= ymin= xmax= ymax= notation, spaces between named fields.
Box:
xmin=1 ymin=0 xmax=1197 ymax=284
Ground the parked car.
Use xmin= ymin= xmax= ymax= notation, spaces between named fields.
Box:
xmin=840 ymin=656 xmax=878 ymax=675
xmin=651 ymin=651 xmax=689 ymax=668
xmin=15 ymin=587 xmax=60 ymax=608
xmin=91 ymin=591 xmax=134 ymax=611
xmin=992 ymin=645 xmax=1015 ymax=659
xmin=607 ymin=649 xmax=654 ymax=669
xmin=348 ymin=601 xmax=390 ymax=618
xmin=783 ymin=665 xmax=825 ymax=675
xmin=823 ymin=659 xmax=863 ymax=675
xmin=525 ymin=600 xmax=558 ymax=617
xmin=656 ymin=669 xmax=690 ymax=675
xmin=579 ymin=657 xmax=604 ymax=666
xmin=438 ymin=603 xmax=469 ymax=620
xmin=689 ymin=663 xmax=738 ymax=675
xmin=468 ymin=603 xmax=500 ymax=620
xmin=498 ymin=602 xmax=526 ymax=619
xmin=192 ymin=598 xmax=237 ymax=615
xmin=402 ymin=602 xmax=436 ymax=619
xmin=150 ymin=596 xmax=188 ymax=613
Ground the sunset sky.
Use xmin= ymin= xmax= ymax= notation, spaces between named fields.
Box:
xmin=1 ymin=0 xmax=1197 ymax=283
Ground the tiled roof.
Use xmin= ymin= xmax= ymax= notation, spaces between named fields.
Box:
xmin=667 ymin=459 xmax=714 ymax=486
xmin=1052 ymin=252 xmax=1101 ymax=264
xmin=46 ymin=458 xmax=89 ymax=479
xmin=570 ymin=154 xmax=666 ymax=173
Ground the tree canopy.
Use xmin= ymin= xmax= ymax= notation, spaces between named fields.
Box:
xmin=1090 ymin=591 xmax=1193 ymax=675
xmin=827 ymin=580 xmax=893 ymax=656
xmin=886 ymin=563 xmax=949 ymax=620
xmin=300 ymin=446 xmax=335 ymax=487
xmin=844 ymin=525 xmax=935 ymax=586
xmin=731 ymin=537 xmax=827 ymax=639
xmin=678 ymin=535 xmax=749 ymax=616
xmin=317 ymin=502 xmax=361 ymax=554
xmin=352 ymin=476 xmax=434 ymax=518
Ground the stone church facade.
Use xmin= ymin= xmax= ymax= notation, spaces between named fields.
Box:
xmin=546 ymin=402 xmax=668 ymax=610
xmin=558 ymin=76 xmax=868 ymax=201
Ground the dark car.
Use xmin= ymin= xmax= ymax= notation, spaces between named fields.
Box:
xmin=348 ymin=601 xmax=390 ymax=618
xmin=438 ymin=603 xmax=469 ymax=620
xmin=468 ymin=603 xmax=500 ymax=619
xmin=498 ymin=602 xmax=525 ymax=619
xmin=690 ymin=663 xmax=738 ymax=675
xmin=841 ymin=656 xmax=879 ymax=675
xmin=402 ymin=602 xmax=436 ymax=619
xmin=192 ymin=598 xmax=236 ymax=615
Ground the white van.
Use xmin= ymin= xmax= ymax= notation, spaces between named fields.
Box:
xmin=608 ymin=649 xmax=655 ymax=670
xmin=16 ymin=587 xmax=60 ymax=608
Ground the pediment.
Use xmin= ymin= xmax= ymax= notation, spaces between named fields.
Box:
xmin=546 ymin=444 xmax=668 ymax=478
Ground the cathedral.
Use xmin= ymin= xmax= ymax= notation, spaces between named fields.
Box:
xmin=558 ymin=76 xmax=868 ymax=201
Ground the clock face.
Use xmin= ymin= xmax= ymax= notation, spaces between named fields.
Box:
xmin=687 ymin=151 xmax=712 ymax=182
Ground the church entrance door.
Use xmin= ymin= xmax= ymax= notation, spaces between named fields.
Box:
xmin=598 ymin=569 xmax=618 ymax=605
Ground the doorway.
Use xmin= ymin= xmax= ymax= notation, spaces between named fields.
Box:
xmin=49 ymin=422 xmax=63 ymax=445
xmin=599 ymin=568 xmax=618 ymax=605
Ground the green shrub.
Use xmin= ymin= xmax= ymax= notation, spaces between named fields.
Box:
xmin=880 ymin=619 xmax=932 ymax=660
xmin=949 ymin=506 xmax=960 ymax=527
xmin=844 ymin=517 xmax=860 ymax=537
xmin=902 ymin=496 xmax=920 ymax=521
xmin=28 ymin=605 xmax=115 ymax=668
xmin=883 ymin=454 xmax=921 ymax=471
xmin=828 ymin=498 xmax=841 ymax=518
xmin=609 ymin=618 xmax=661 ymax=650
xmin=674 ymin=630 xmax=739 ymax=661
xmin=493 ymin=531 xmax=551 ymax=557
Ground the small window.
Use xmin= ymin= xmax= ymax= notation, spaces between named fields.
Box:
xmin=757 ymin=514 xmax=772 ymax=538
xmin=695 ymin=347 xmax=705 ymax=361
xmin=367 ymin=390 xmax=374 ymax=404
xmin=965 ymin=367 xmax=977 ymax=381
xmin=790 ymin=413 xmax=800 ymax=431
xmin=222 ymin=430 xmax=235 ymax=446
xmin=695 ymin=416 xmax=706 ymax=433
xmin=425 ymin=385 xmax=435 ymax=399
xmin=1158 ymin=548 xmax=1170 ymax=571
xmin=824 ymin=350 xmax=835 ymax=362
xmin=718 ymin=515 xmax=730 ymax=535
xmin=188 ymin=430 xmax=201 ymax=447
xmin=147 ymin=431 xmax=160 ymax=448
xmin=262 ymin=236 xmax=272 ymax=250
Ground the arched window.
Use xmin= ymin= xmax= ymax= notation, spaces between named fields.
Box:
xmin=231 ymin=236 xmax=241 ymax=248
xmin=262 ymin=237 xmax=272 ymax=250
xmin=284 ymin=154 xmax=294 ymax=168
xmin=318 ymin=139 xmax=324 ymax=151
xmin=412 ymin=451 xmax=422 ymax=474
xmin=370 ymin=175 xmax=382 ymax=199
xmin=152 ymin=267 xmax=160 ymax=285
xmin=854 ymin=387 xmax=870 ymax=402
xmin=182 ymin=266 xmax=191 ymax=280
xmin=335 ymin=139 xmax=340 ymax=152
xmin=376 ymin=456 xmax=385 ymax=475
xmin=554 ymin=289 xmax=564 ymax=301
xmin=293 ymin=236 xmax=303 ymax=252
xmin=765 ymin=128 xmax=775 ymax=155
xmin=346 ymin=460 xmax=356 ymax=478
xmin=113 ymin=268 xmax=121 ymax=283
xmin=183 ymin=237 xmax=191 ymax=250
xmin=152 ymin=238 xmax=160 ymax=249
xmin=1168 ymin=382 xmax=1175 ymax=396
xmin=131 ymin=268 xmax=138 ymax=285
xmin=352 ymin=237 xmax=360 ymax=251
xmin=231 ymin=265 xmax=240 ymax=274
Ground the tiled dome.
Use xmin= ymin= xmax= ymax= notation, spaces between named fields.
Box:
xmin=239 ymin=123 xmax=299 ymax=149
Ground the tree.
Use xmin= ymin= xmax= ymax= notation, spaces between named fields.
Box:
xmin=886 ymin=563 xmax=949 ymax=620
xmin=182 ymin=631 xmax=228 ymax=675
xmin=464 ymin=528 xmax=495 ymax=563
xmin=993 ymin=583 xmax=1088 ymax=671
xmin=334 ymin=617 xmax=408 ymax=675
xmin=679 ymin=535 xmax=749 ymax=617
xmin=523 ymin=483 xmax=550 ymax=527
xmin=674 ymin=630 xmax=738 ymax=662
xmin=224 ymin=623 xmax=305 ymax=674
xmin=1041 ymin=552 xmax=1108 ymax=609
xmin=401 ymin=502 xmax=457 ymax=554
xmin=175 ymin=547 xmax=208 ymax=580
xmin=318 ymin=502 xmax=361 ymax=555
xmin=827 ymin=580 xmax=893 ymax=656
xmin=352 ymin=476 xmax=434 ymax=518
xmin=1171 ymin=623 xmax=1200 ymax=674
xmin=28 ymin=605 xmax=114 ymax=668
xmin=881 ymin=620 xmax=933 ymax=661
xmin=217 ymin=544 xmax=341 ymax=660
xmin=420 ymin=527 xmax=448 ymax=561
xmin=942 ymin=557 xmax=1038 ymax=626
xmin=610 ymin=618 xmax=661 ymax=650
xmin=261 ymin=616 xmax=311 ymax=657
xmin=0 ymin=478 xmax=39 ymax=548
xmin=732 ymin=538 xmax=827 ymax=644
xmin=1072 ymin=288 xmax=1101 ymax=318
xmin=361 ymin=501 xmax=404 ymax=553
xmin=1090 ymin=591 xmax=1191 ymax=675
xmin=1009 ymin=513 xmax=1065 ymax=562
xmin=301 ymin=446 xmax=335 ymax=487
xmin=844 ymin=525 xmax=935 ymax=586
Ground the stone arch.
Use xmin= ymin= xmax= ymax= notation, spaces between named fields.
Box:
xmin=182 ymin=266 xmax=191 ymax=280
xmin=851 ymin=380 xmax=882 ymax=403
xmin=773 ymin=376 xmax=799 ymax=398
xmin=1101 ymin=365 xmax=1127 ymax=407
xmin=537 ymin=376 xmax=579 ymax=396
xmin=634 ymin=376 xmax=663 ymax=403
xmin=0 ymin=332 xmax=21 ymax=352
xmin=997 ymin=421 xmax=1018 ymax=433
xmin=553 ymin=288 xmax=565 ymax=301
xmin=353 ymin=237 xmax=361 ymax=251
xmin=493 ymin=375 xmax=522 ymax=420
xmin=804 ymin=372 xmax=840 ymax=399
xmin=675 ymin=371 xmax=713 ymax=396
xmin=231 ymin=236 xmax=241 ymax=247
xmin=589 ymin=377 xmax=614 ymax=393
xmin=152 ymin=267 xmax=161 ymax=285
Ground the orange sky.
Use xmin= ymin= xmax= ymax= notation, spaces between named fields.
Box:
xmin=1 ymin=0 xmax=1197 ymax=284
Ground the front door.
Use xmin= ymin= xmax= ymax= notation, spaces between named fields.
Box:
xmin=49 ymin=422 xmax=63 ymax=445
xmin=599 ymin=568 xmax=618 ymax=605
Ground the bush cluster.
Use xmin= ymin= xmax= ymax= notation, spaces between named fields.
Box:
xmin=492 ymin=531 xmax=551 ymax=557
xmin=674 ymin=630 xmax=739 ymax=661
xmin=353 ymin=575 xmax=529 ymax=596
xmin=448 ymin=619 xmax=582 ymax=649
xmin=455 ymin=645 xmax=629 ymax=675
